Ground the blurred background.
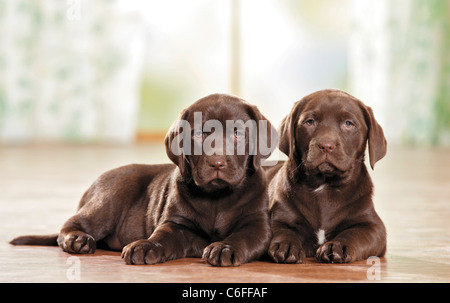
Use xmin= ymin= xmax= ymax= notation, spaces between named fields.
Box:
xmin=1 ymin=1 xmax=450 ymax=282
xmin=0 ymin=0 xmax=449 ymax=146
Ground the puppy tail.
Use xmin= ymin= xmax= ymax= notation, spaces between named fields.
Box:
xmin=10 ymin=234 xmax=59 ymax=246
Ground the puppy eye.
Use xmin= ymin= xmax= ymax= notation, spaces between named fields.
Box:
xmin=234 ymin=129 xmax=244 ymax=139
xmin=194 ymin=130 xmax=203 ymax=138
xmin=304 ymin=119 xmax=315 ymax=127
xmin=343 ymin=120 xmax=355 ymax=129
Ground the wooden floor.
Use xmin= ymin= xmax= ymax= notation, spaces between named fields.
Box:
xmin=0 ymin=144 xmax=449 ymax=283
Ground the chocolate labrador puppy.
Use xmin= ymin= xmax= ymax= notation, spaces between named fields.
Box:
xmin=267 ymin=89 xmax=387 ymax=263
xmin=10 ymin=93 xmax=276 ymax=267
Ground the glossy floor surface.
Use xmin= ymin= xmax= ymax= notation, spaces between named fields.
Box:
xmin=1 ymin=144 xmax=449 ymax=282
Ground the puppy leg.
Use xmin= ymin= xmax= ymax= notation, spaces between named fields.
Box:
xmin=58 ymin=227 xmax=96 ymax=254
xmin=202 ymin=242 xmax=242 ymax=267
xmin=57 ymin=215 xmax=102 ymax=254
xmin=268 ymin=226 xmax=306 ymax=264
xmin=121 ymin=222 xmax=208 ymax=265
xmin=203 ymin=214 xmax=271 ymax=267
xmin=316 ymin=221 xmax=386 ymax=263
xmin=57 ymin=206 xmax=116 ymax=254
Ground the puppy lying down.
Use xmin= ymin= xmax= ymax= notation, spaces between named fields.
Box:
xmin=11 ymin=94 xmax=277 ymax=267
xmin=267 ymin=89 xmax=387 ymax=263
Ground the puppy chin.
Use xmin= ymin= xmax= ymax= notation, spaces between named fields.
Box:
xmin=304 ymin=159 xmax=346 ymax=177
xmin=191 ymin=178 xmax=232 ymax=197
xmin=317 ymin=162 xmax=337 ymax=174
xmin=205 ymin=178 xmax=231 ymax=190
xmin=194 ymin=173 xmax=246 ymax=195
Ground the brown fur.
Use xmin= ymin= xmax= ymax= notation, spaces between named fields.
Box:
xmin=267 ymin=89 xmax=387 ymax=263
xmin=10 ymin=94 xmax=276 ymax=267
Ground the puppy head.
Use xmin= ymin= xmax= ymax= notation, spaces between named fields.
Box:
xmin=165 ymin=94 xmax=276 ymax=194
xmin=279 ymin=89 xmax=386 ymax=179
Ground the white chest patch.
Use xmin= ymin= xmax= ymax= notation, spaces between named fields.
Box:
xmin=316 ymin=229 xmax=326 ymax=245
xmin=313 ymin=184 xmax=326 ymax=193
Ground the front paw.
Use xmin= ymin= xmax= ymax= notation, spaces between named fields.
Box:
xmin=316 ymin=241 xmax=353 ymax=263
xmin=58 ymin=231 xmax=96 ymax=254
xmin=202 ymin=242 xmax=244 ymax=267
xmin=268 ymin=240 xmax=305 ymax=264
xmin=121 ymin=240 xmax=165 ymax=265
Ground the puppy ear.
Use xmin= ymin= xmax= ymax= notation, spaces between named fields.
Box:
xmin=247 ymin=105 xmax=278 ymax=170
xmin=278 ymin=99 xmax=306 ymax=159
xmin=363 ymin=106 xmax=387 ymax=169
xmin=164 ymin=109 xmax=190 ymax=172
xmin=278 ymin=112 xmax=294 ymax=157
xmin=164 ymin=120 xmax=180 ymax=166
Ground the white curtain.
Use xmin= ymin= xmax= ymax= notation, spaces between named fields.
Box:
xmin=350 ymin=0 xmax=450 ymax=146
xmin=0 ymin=0 xmax=144 ymax=143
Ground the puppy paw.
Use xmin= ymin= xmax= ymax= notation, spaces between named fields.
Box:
xmin=121 ymin=240 xmax=165 ymax=265
xmin=268 ymin=240 xmax=305 ymax=264
xmin=202 ymin=242 xmax=243 ymax=267
xmin=59 ymin=231 xmax=96 ymax=254
xmin=315 ymin=241 xmax=353 ymax=263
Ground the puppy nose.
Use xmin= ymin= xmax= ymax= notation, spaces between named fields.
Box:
xmin=208 ymin=157 xmax=226 ymax=170
xmin=318 ymin=141 xmax=335 ymax=153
